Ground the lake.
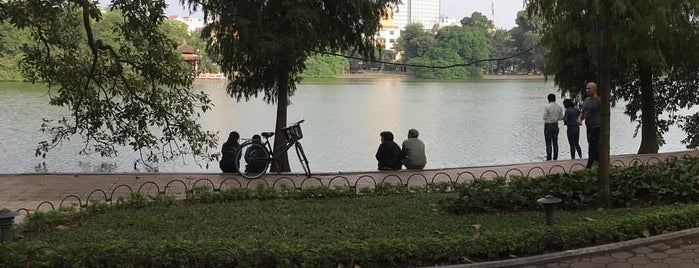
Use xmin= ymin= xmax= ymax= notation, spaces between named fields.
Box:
xmin=0 ymin=79 xmax=693 ymax=173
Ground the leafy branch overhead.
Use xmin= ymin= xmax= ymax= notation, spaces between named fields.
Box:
xmin=3 ymin=0 xmax=218 ymax=167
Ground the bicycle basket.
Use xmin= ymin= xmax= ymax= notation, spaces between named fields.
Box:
xmin=283 ymin=124 xmax=303 ymax=140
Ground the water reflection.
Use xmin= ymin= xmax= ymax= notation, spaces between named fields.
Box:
xmin=0 ymin=80 xmax=695 ymax=173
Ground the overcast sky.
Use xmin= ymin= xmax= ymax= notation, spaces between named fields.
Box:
xmin=442 ymin=0 xmax=525 ymax=29
xmin=164 ymin=0 xmax=525 ymax=30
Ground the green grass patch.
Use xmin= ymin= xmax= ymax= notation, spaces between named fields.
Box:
xmin=6 ymin=193 xmax=699 ymax=267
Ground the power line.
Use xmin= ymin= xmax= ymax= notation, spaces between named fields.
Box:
xmin=311 ymin=42 xmax=543 ymax=69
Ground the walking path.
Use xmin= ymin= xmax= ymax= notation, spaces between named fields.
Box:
xmin=448 ymin=227 xmax=699 ymax=268
xmin=1 ymin=150 xmax=698 ymax=267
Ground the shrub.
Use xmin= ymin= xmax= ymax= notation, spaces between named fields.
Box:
xmin=441 ymin=156 xmax=699 ymax=214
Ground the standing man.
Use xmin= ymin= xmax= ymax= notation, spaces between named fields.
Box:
xmin=578 ymin=82 xmax=602 ymax=168
xmin=544 ymin=93 xmax=564 ymax=161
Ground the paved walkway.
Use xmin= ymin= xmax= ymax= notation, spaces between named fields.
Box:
xmin=449 ymin=227 xmax=699 ymax=268
xmin=1 ymin=150 xmax=698 ymax=267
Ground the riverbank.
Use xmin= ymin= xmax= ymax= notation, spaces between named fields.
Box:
xmin=332 ymin=71 xmax=546 ymax=80
xmin=195 ymin=72 xmax=547 ymax=81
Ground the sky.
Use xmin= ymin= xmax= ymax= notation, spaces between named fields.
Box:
xmin=441 ymin=0 xmax=525 ymax=29
xmin=163 ymin=0 xmax=526 ymax=30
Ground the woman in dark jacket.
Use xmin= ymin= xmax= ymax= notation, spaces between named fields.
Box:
xmin=375 ymin=131 xmax=403 ymax=170
xmin=563 ymin=99 xmax=583 ymax=159
xmin=219 ymin=131 xmax=240 ymax=172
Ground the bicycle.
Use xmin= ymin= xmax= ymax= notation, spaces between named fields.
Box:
xmin=234 ymin=120 xmax=311 ymax=179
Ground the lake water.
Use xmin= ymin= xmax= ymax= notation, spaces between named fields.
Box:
xmin=0 ymin=79 xmax=693 ymax=173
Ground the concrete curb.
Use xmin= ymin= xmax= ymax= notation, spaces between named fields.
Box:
xmin=436 ymin=227 xmax=699 ymax=268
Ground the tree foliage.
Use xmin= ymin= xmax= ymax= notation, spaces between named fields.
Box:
xmin=1 ymin=0 xmax=218 ymax=169
xmin=408 ymin=47 xmax=473 ymax=79
xmin=186 ymin=0 xmax=399 ymax=171
xmin=395 ymin=23 xmax=436 ymax=62
xmin=0 ymin=22 xmax=31 ymax=81
xmin=460 ymin=12 xmax=494 ymax=30
xmin=300 ymin=54 xmax=348 ymax=78
xmin=510 ymin=11 xmax=545 ymax=73
xmin=527 ymin=0 xmax=699 ymax=152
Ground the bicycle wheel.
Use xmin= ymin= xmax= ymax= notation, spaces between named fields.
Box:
xmin=235 ymin=142 xmax=271 ymax=179
xmin=295 ymin=142 xmax=311 ymax=177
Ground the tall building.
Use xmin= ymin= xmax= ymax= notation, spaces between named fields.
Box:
xmin=378 ymin=9 xmax=401 ymax=51
xmin=392 ymin=0 xmax=440 ymax=31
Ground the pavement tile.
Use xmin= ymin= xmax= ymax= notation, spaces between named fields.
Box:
xmin=647 ymin=252 xmax=670 ymax=260
xmin=627 ymin=256 xmax=652 ymax=265
xmin=569 ymin=262 xmax=599 ymax=268
xmin=611 ymin=252 xmax=635 ymax=261
xmin=633 ymin=247 xmax=654 ymax=254
xmin=666 ymin=248 xmax=685 ymax=255
xmin=607 ymin=263 xmax=633 ymax=268
xmin=590 ymin=256 xmax=615 ymax=264
xmin=676 ymin=252 xmax=699 ymax=260
xmin=660 ymin=257 xmax=683 ymax=264
xmin=648 ymin=243 xmax=672 ymax=250
xmin=641 ymin=264 xmax=668 ymax=268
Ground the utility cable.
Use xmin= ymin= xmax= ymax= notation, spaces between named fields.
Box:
xmin=311 ymin=42 xmax=543 ymax=69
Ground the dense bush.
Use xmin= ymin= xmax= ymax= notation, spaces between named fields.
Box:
xmin=441 ymin=156 xmax=699 ymax=214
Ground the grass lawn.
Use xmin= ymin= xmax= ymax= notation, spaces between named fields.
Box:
xmin=26 ymin=193 xmax=697 ymax=250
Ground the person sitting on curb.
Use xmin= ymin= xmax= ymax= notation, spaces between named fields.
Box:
xmin=219 ymin=131 xmax=240 ymax=173
xmin=375 ymin=131 xmax=402 ymax=171
xmin=244 ymin=134 xmax=267 ymax=174
xmin=401 ymin=128 xmax=426 ymax=169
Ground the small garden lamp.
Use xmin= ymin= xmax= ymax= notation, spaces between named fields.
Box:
xmin=537 ymin=195 xmax=562 ymax=226
xmin=0 ymin=208 xmax=20 ymax=243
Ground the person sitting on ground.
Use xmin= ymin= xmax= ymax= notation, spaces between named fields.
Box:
xmin=245 ymin=134 xmax=267 ymax=174
xmin=401 ymin=128 xmax=426 ymax=169
xmin=219 ymin=131 xmax=240 ymax=173
xmin=375 ymin=131 xmax=402 ymax=171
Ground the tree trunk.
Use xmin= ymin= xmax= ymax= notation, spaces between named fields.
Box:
xmin=271 ymin=66 xmax=291 ymax=172
xmin=598 ymin=1 xmax=613 ymax=208
xmin=637 ymin=62 xmax=658 ymax=154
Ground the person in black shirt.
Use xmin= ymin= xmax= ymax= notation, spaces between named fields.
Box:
xmin=219 ymin=131 xmax=240 ymax=173
xmin=375 ymin=131 xmax=402 ymax=170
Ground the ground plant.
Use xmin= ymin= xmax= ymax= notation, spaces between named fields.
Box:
xmin=441 ymin=156 xmax=699 ymax=213
xmin=2 ymin=157 xmax=699 ymax=267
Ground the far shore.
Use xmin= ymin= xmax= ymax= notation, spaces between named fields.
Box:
xmin=195 ymin=72 xmax=548 ymax=82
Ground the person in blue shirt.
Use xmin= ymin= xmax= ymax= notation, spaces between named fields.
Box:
xmin=245 ymin=135 xmax=267 ymax=174
xmin=563 ymin=99 xmax=583 ymax=159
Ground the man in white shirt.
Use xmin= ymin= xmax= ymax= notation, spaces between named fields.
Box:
xmin=543 ymin=93 xmax=564 ymax=160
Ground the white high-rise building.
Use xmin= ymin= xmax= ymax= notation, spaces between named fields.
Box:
xmin=392 ymin=0 xmax=440 ymax=31
xmin=168 ymin=15 xmax=205 ymax=33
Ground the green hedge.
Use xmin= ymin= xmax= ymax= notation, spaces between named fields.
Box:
xmin=441 ymin=156 xmax=699 ymax=214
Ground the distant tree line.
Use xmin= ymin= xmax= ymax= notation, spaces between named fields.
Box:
xmin=395 ymin=11 xmax=546 ymax=79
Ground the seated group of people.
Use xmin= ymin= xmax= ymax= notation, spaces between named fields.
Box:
xmin=375 ymin=128 xmax=427 ymax=171
xmin=219 ymin=132 xmax=266 ymax=173
xmin=219 ymin=128 xmax=428 ymax=173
